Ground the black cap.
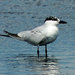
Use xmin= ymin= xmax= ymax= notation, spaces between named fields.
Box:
xmin=44 ymin=16 xmax=58 ymax=22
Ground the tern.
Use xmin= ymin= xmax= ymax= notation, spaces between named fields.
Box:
xmin=0 ymin=16 xmax=67 ymax=59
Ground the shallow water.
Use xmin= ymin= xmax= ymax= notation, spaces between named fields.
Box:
xmin=0 ymin=0 xmax=75 ymax=75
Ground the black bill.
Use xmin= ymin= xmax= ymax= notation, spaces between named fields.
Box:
xmin=59 ymin=20 xmax=67 ymax=24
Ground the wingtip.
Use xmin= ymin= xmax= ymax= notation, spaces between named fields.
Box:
xmin=4 ymin=30 xmax=8 ymax=33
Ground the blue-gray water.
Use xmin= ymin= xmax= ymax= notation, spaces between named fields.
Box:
xmin=0 ymin=0 xmax=75 ymax=75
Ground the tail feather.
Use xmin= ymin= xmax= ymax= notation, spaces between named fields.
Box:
xmin=0 ymin=30 xmax=25 ymax=41
xmin=0 ymin=34 xmax=10 ymax=37
xmin=0 ymin=30 xmax=20 ymax=39
xmin=4 ymin=30 xmax=19 ymax=37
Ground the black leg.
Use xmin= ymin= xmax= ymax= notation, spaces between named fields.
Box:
xmin=37 ymin=46 xmax=39 ymax=58
xmin=45 ymin=45 xmax=47 ymax=60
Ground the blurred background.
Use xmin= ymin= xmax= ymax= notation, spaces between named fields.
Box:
xmin=0 ymin=0 xmax=75 ymax=75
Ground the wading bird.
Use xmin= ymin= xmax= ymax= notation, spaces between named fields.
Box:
xmin=0 ymin=16 xmax=67 ymax=60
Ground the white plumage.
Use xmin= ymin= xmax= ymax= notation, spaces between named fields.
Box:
xmin=0 ymin=16 xmax=67 ymax=60
xmin=18 ymin=21 xmax=59 ymax=46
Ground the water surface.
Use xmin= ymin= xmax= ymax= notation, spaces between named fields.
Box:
xmin=0 ymin=0 xmax=75 ymax=75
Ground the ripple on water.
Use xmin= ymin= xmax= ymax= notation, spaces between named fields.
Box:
xmin=5 ymin=54 xmax=60 ymax=75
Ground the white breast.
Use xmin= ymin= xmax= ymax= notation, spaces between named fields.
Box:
xmin=39 ymin=26 xmax=59 ymax=45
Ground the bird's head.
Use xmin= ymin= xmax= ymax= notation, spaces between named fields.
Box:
xmin=44 ymin=16 xmax=67 ymax=26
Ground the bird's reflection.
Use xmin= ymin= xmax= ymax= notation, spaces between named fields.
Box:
xmin=6 ymin=54 xmax=60 ymax=75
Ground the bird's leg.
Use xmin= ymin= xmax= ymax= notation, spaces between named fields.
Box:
xmin=45 ymin=45 xmax=47 ymax=61
xmin=37 ymin=45 xmax=39 ymax=58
